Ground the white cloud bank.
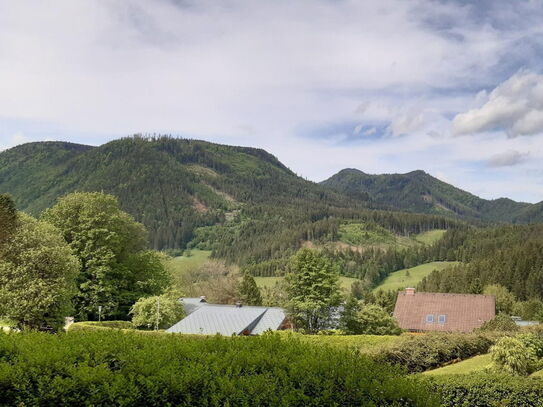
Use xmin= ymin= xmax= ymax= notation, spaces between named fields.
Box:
xmin=0 ymin=0 xmax=543 ymax=202
xmin=454 ymin=71 xmax=543 ymax=137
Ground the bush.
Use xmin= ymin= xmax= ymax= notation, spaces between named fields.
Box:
xmin=431 ymin=373 xmax=543 ymax=407
xmin=478 ymin=313 xmax=520 ymax=332
xmin=130 ymin=294 xmax=185 ymax=330
xmin=376 ymin=333 xmax=498 ymax=373
xmin=68 ymin=321 xmax=134 ymax=332
xmin=490 ymin=334 xmax=543 ymax=375
xmin=0 ymin=330 xmax=438 ymax=406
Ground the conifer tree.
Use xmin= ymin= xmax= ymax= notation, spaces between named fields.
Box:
xmin=238 ymin=273 xmax=262 ymax=306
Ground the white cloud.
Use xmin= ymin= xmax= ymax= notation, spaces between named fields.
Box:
xmin=486 ymin=150 xmax=529 ymax=167
xmin=453 ymin=71 xmax=543 ymax=137
xmin=0 ymin=1 xmax=542 ymax=202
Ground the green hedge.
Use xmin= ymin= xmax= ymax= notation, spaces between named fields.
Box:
xmin=431 ymin=373 xmax=543 ymax=407
xmin=68 ymin=321 xmax=134 ymax=331
xmin=375 ymin=333 xmax=499 ymax=373
xmin=0 ymin=331 xmax=438 ymax=406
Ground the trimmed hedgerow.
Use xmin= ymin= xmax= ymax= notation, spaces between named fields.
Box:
xmin=0 ymin=330 xmax=438 ymax=406
xmin=374 ymin=333 xmax=500 ymax=373
xmin=431 ymin=373 xmax=543 ymax=407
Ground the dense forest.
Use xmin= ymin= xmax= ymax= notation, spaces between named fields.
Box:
xmin=2 ymin=135 xmax=543 ymax=301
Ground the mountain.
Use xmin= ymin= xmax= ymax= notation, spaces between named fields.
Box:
xmin=320 ymin=168 xmax=536 ymax=222
xmin=0 ymin=136 xmax=368 ymax=249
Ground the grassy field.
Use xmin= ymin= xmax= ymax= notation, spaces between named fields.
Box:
xmin=255 ymin=276 xmax=359 ymax=292
xmin=423 ymin=354 xmax=492 ymax=376
xmin=165 ymin=249 xmax=211 ymax=276
xmin=414 ymin=229 xmax=446 ymax=245
xmin=374 ymin=261 xmax=458 ymax=292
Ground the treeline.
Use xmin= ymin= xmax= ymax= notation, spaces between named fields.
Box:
xmin=419 ymin=225 xmax=543 ymax=300
xmin=190 ymin=202 xmax=461 ymax=269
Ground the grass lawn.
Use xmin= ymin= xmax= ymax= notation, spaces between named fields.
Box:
xmin=414 ymin=229 xmax=446 ymax=245
xmin=165 ymin=249 xmax=211 ymax=276
xmin=374 ymin=261 xmax=459 ymax=292
xmin=255 ymin=276 xmax=359 ymax=292
xmin=423 ymin=354 xmax=492 ymax=376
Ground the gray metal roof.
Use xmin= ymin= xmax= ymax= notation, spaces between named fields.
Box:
xmin=166 ymin=303 xmax=287 ymax=335
xmin=181 ymin=297 xmax=207 ymax=315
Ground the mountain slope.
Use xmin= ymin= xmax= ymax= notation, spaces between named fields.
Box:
xmin=320 ymin=168 xmax=534 ymax=222
xmin=0 ymin=136 xmax=368 ymax=249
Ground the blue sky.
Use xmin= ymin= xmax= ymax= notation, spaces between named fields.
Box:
xmin=1 ymin=0 xmax=543 ymax=202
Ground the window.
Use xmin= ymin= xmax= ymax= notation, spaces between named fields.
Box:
xmin=438 ymin=315 xmax=446 ymax=324
xmin=426 ymin=314 xmax=434 ymax=323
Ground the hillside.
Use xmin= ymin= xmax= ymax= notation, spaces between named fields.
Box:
xmin=0 ymin=137 xmax=460 ymax=254
xmin=321 ymin=168 xmax=535 ymax=222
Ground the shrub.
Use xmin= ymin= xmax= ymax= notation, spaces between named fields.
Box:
xmin=0 ymin=330 xmax=438 ymax=406
xmin=431 ymin=373 xmax=543 ymax=407
xmin=355 ymin=304 xmax=402 ymax=335
xmin=490 ymin=334 xmax=543 ymax=375
xmin=130 ymin=294 xmax=185 ymax=330
xmin=478 ymin=313 xmax=520 ymax=332
xmin=376 ymin=333 xmax=497 ymax=373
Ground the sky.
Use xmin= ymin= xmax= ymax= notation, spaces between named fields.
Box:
xmin=1 ymin=0 xmax=543 ymax=203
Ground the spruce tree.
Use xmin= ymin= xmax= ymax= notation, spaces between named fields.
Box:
xmin=239 ymin=273 xmax=263 ymax=306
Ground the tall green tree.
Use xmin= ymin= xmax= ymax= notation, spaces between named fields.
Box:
xmin=0 ymin=194 xmax=18 ymax=244
xmin=484 ymin=284 xmax=516 ymax=315
xmin=339 ymin=295 xmax=363 ymax=334
xmin=238 ymin=273 xmax=262 ymax=306
xmin=285 ymin=248 xmax=342 ymax=333
xmin=42 ymin=192 xmax=170 ymax=320
xmin=0 ymin=213 xmax=79 ymax=330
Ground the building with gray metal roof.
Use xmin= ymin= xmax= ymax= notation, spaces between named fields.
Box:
xmin=166 ymin=298 xmax=289 ymax=335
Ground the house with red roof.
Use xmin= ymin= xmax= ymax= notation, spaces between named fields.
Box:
xmin=393 ymin=288 xmax=496 ymax=333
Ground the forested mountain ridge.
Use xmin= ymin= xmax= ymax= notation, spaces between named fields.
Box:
xmin=320 ymin=168 xmax=537 ymax=222
xmin=0 ymin=136 xmax=459 ymax=254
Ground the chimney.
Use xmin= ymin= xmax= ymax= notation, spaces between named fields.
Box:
xmin=235 ymin=301 xmax=243 ymax=308
xmin=199 ymin=296 xmax=207 ymax=303
xmin=405 ymin=287 xmax=416 ymax=296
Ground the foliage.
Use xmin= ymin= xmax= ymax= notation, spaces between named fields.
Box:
xmin=365 ymin=289 xmax=398 ymax=313
xmin=238 ymin=273 xmax=262 ymax=306
xmin=130 ymin=294 xmax=185 ymax=330
xmin=484 ymin=284 xmax=516 ymax=314
xmin=376 ymin=332 xmax=498 ymax=373
xmin=478 ymin=313 xmax=520 ymax=332
xmin=180 ymin=260 xmax=241 ymax=304
xmin=0 ymin=213 xmax=79 ymax=330
xmin=0 ymin=330 xmax=438 ymax=406
xmin=490 ymin=334 xmax=543 ymax=375
xmin=418 ymin=224 xmax=543 ymax=300
xmin=354 ymin=304 xmax=402 ymax=335
xmin=513 ymin=300 xmax=543 ymax=321
xmin=0 ymin=194 xmax=18 ymax=244
xmin=42 ymin=192 xmax=170 ymax=320
xmin=285 ymin=249 xmax=342 ymax=333
xmin=339 ymin=296 xmax=363 ymax=334
xmin=430 ymin=373 xmax=543 ymax=407
xmin=338 ymin=222 xmax=396 ymax=246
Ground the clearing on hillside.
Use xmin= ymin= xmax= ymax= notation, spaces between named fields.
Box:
xmin=165 ymin=249 xmax=211 ymax=277
xmin=423 ymin=354 xmax=492 ymax=376
xmin=374 ymin=261 xmax=458 ymax=292
xmin=414 ymin=229 xmax=446 ymax=245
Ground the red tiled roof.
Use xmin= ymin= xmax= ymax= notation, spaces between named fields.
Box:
xmin=393 ymin=290 xmax=496 ymax=333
